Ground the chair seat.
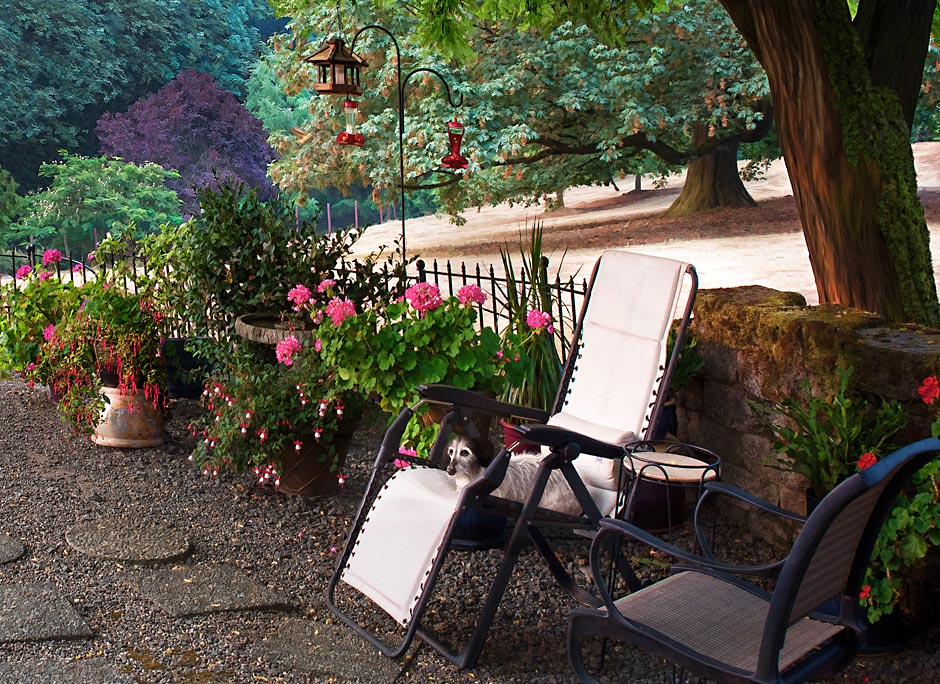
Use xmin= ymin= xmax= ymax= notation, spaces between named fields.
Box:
xmin=625 ymin=451 xmax=720 ymax=484
xmin=613 ymin=571 xmax=844 ymax=674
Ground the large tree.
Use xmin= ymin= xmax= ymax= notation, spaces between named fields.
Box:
xmin=268 ymin=0 xmax=771 ymax=219
xmin=402 ymin=0 xmax=940 ymax=326
xmin=97 ymin=70 xmax=275 ymax=215
xmin=0 ymin=0 xmax=270 ymax=191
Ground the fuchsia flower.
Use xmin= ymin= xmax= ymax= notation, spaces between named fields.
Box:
xmin=41 ymin=249 xmax=62 ymax=266
xmin=87 ymin=251 xmax=95 ymax=262
xmin=43 ymin=324 xmax=56 ymax=343
xmin=275 ymin=335 xmax=303 ymax=366
xmin=405 ymin=282 xmax=443 ymax=313
xmin=457 ymin=284 xmax=486 ymax=306
xmin=526 ymin=309 xmax=554 ymax=334
xmin=287 ymin=284 xmax=313 ymax=311
xmin=317 ymin=278 xmax=337 ymax=293
xmin=918 ymin=376 xmax=940 ymax=404
xmin=859 ymin=585 xmax=871 ymax=600
xmin=325 ymin=297 xmax=356 ymax=325
xmin=15 ymin=264 xmax=31 ymax=279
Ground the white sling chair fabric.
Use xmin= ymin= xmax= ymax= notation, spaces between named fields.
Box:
xmin=342 ymin=249 xmax=692 ymax=628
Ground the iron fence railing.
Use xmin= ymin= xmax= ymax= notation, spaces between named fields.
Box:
xmin=2 ymin=245 xmax=589 ymax=363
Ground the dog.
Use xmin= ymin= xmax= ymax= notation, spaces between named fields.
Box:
xmin=446 ymin=435 xmax=583 ymax=516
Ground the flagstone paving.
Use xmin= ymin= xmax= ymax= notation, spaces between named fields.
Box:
xmin=64 ymin=518 xmax=190 ymax=563
xmin=0 ymin=660 xmax=135 ymax=683
xmin=261 ymin=618 xmax=402 ymax=683
xmin=137 ymin=564 xmax=292 ymax=617
xmin=0 ymin=584 xmax=93 ymax=643
xmin=0 ymin=534 xmax=23 ymax=564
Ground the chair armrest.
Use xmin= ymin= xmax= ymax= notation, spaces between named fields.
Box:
xmin=517 ymin=424 xmax=625 ymax=460
xmin=692 ymin=481 xmax=804 ymax=565
xmin=696 ymin=482 xmax=806 ymax=523
xmin=416 ymin=384 xmax=549 ymax=423
xmin=593 ymin=518 xmax=786 ymax=585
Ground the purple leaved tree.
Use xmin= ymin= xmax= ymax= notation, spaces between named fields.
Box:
xmin=97 ymin=70 xmax=275 ymax=215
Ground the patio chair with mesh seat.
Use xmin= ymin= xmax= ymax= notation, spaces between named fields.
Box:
xmin=327 ymin=249 xmax=700 ymax=668
xmin=567 ymin=437 xmax=940 ymax=684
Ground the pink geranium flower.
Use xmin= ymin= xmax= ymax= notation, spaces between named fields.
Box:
xmin=287 ymin=284 xmax=313 ymax=312
xmin=43 ymin=324 xmax=56 ymax=342
xmin=15 ymin=264 xmax=31 ymax=279
xmin=275 ymin=335 xmax=303 ymax=366
xmin=325 ymin=297 xmax=356 ymax=326
xmin=526 ymin=309 xmax=554 ymax=334
xmin=37 ymin=271 xmax=53 ymax=282
xmin=41 ymin=249 xmax=62 ymax=266
xmin=457 ymin=284 xmax=486 ymax=306
xmin=405 ymin=282 xmax=443 ymax=314
xmin=317 ymin=278 xmax=337 ymax=293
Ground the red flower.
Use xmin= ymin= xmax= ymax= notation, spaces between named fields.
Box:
xmin=918 ymin=375 xmax=940 ymax=404
xmin=857 ymin=453 xmax=878 ymax=471
xmin=859 ymin=585 xmax=871 ymax=600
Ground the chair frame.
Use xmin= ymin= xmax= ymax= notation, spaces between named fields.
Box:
xmin=327 ymin=256 xmax=698 ymax=669
xmin=567 ymin=438 xmax=940 ymax=684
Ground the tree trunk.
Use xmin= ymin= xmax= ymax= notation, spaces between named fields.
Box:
xmin=665 ymin=126 xmax=756 ymax=216
xmin=720 ymin=0 xmax=939 ymax=326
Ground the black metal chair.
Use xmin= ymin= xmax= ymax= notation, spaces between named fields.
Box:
xmin=567 ymin=437 xmax=940 ymax=684
xmin=326 ymin=250 xmax=699 ymax=668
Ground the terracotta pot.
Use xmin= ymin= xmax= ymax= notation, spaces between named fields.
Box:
xmin=277 ymin=427 xmax=355 ymax=496
xmin=92 ymin=387 xmax=165 ymax=448
xmin=499 ymin=418 xmax=539 ymax=451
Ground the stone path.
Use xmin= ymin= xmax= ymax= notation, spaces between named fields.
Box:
xmin=138 ymin=564 xmax=290 ymax=617
xmin=65 ymin=518 xmax=189 ymax=563
xmin=0 ymin=534 xmax=23 ymax=564
xmin=0 ymin=520 xmax=297 ymax=683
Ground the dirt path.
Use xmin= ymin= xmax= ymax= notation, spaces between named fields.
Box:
xmin=352 ymin=143 xmax=940 ymax=305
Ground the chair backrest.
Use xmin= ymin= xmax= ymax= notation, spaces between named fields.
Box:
xmin=757 ymin=438 xmax=940 ymax=679
xmin=548 ymin=250 xmax=696 ymax=491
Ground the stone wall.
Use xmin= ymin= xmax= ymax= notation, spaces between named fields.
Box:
xmin=675 ymin=286 xmax=940 ymax=526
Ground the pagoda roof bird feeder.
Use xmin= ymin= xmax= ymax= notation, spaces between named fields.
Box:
xmin=305 ymin=38 xmax=369 ymax=97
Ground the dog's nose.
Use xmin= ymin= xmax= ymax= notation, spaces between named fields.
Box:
xmin=446 ymin=463 xmax=456 ymax=475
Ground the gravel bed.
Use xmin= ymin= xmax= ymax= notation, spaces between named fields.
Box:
xmin=0 ymin=378 xmax=938 ymax=683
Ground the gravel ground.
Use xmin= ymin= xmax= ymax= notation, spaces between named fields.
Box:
xmin=1 ymin=378 xmax=939 ymax=683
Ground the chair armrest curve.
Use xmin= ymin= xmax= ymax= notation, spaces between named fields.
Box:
xmin=416 ymin=384 xmax=549 ymax=422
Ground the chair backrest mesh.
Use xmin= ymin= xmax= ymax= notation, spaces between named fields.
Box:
xmin=552 ymin=250 xmax=689 ymax=492
xmin=787 ymin=482 xmax=886 ymax=621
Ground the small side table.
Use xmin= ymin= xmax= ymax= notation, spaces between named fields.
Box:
xmin=620 ymin=440 xmax=721 ymax=535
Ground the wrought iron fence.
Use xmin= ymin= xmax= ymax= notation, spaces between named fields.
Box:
xmin=2 ymin=243 xmax=589 ymax=363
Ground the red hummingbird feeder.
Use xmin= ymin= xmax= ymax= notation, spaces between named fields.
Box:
xmin=441 ymin=117 xmax=469 ymax=170
xmin=336 ymin=99 xmax=365 ymax=147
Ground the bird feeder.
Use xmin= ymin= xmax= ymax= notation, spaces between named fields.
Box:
xmin=336 ymin=99 xmax=365 ymax=146
xmin=304 ymin=38 xmax=368 ymax=97
xmin=441 ymin=118 xmax=469 ymax=170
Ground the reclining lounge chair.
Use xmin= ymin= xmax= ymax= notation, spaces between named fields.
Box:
xmin=327 ymin=249 xmax=700 ymax=668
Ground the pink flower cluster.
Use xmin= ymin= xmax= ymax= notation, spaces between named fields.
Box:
xmin=457 ymin=284 xmax=486 ymax=306
xmin=287 ymin=284 xmax=313 ymax=312
xmin=405 ymin=282 xmax=443 ymax=314
xmin=15 ymin=264 xmax=31 ymax=279
xmin=317 ymin=278 xmax=337 ymax=293
xmin=325 ymin=297 xmax=356 ymax=325
xmin=275 ymin=335 xmax=303 ymax=366
xmin=43 ymin=324 xmax=56 ymax=343
xmin=41 ymin=249 xmax=63 ymax=266
xmin=526 ymin=309 xmax=554 ymax=334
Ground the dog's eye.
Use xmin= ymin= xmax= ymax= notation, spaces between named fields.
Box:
xmin=447 ymin=447 xmax=455 ymax=456
xmin=460 ymin=448 xmax=471 ymax=457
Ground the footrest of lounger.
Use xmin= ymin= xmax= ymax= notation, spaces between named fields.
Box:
xmin=341 ymin=466 xmax=460 ymax=626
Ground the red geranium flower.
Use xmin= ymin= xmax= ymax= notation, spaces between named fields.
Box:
xmin=859 ymin=585 xmax=871 ymax=600
xmin=857 ymin=453 xmax=878 ymax=471
xmin=918 ymin=375 xmax=940 ymax=404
